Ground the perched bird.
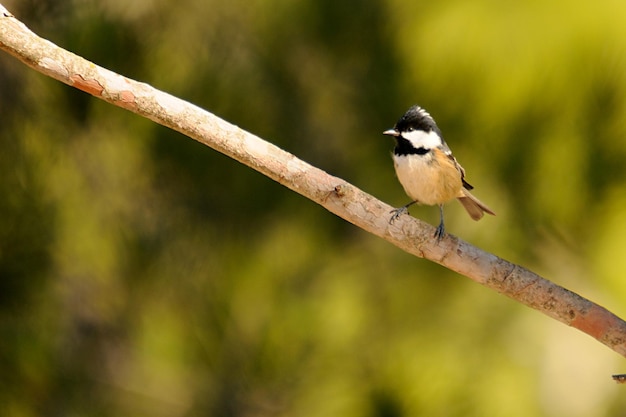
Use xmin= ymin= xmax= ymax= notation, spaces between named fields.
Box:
xmin=383 ymin=105 xmax=494 ymax=239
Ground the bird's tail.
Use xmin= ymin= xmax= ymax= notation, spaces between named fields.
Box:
xmin=457 ymin=190 xmax=495 ymax=221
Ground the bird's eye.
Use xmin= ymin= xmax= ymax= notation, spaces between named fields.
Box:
xmin=407 ymin=127 xmax=414 ymax=132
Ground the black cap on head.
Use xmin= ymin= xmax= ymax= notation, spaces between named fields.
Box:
xmin=394 ymin=105 xmax=440 ymax=135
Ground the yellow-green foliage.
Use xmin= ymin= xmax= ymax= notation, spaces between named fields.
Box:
xmin=1 ymin=0 xmax=626 ymax=415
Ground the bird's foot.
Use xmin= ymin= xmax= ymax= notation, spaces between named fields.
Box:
xmin=434 ymin=222 xmax=446 ymax=241
xmin=389 ymin=206 xmax=409 ymax=224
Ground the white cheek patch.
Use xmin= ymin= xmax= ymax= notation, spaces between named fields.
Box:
xmin=402 ymin=129 xmax=441 ymax=150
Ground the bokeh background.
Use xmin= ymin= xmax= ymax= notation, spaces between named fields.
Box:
xmin=2 ymin=0 xmax=626 ymax=415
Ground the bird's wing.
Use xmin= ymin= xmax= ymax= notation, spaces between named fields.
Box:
xmin=445 ymin=151 xmax=474 ymax=190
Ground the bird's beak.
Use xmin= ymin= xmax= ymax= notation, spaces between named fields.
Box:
xmin=383 ymin=129 xmax=399 ymax=137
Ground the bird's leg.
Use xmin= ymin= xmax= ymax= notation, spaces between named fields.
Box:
xmin=434 ymin=204 xmax=446 ymax=240
xmin=389 ymin=200 xmax=417 ymax=224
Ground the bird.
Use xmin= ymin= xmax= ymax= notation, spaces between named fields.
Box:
xmin=383 ymin=105 xmax=495 ymax=240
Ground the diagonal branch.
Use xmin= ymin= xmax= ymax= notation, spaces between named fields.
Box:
xmin=2 ymin=4 xmax=626 ymax=358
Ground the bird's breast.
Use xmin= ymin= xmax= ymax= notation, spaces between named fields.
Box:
xmin=393 ymin=153 xmax=463 ymax=205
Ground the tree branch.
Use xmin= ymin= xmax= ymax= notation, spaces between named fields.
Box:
xmin=2 ymin=4 xmax=626 ymax=358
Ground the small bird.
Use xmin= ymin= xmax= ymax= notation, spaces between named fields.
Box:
xmin=383 ymin=105 xmax=494 ymax=240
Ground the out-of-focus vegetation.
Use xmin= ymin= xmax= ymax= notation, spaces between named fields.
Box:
xmin=1 ymin=0 xmax=626 ymax=415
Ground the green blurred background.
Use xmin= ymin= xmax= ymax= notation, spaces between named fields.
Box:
xmin=2 ymin=0 xmax=626 ymax=415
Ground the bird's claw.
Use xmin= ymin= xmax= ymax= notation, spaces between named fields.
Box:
xmin=434 ymin=223 xmax=446 ymax=241
xmin=389 ymin=207 xmax=408 ymax=224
